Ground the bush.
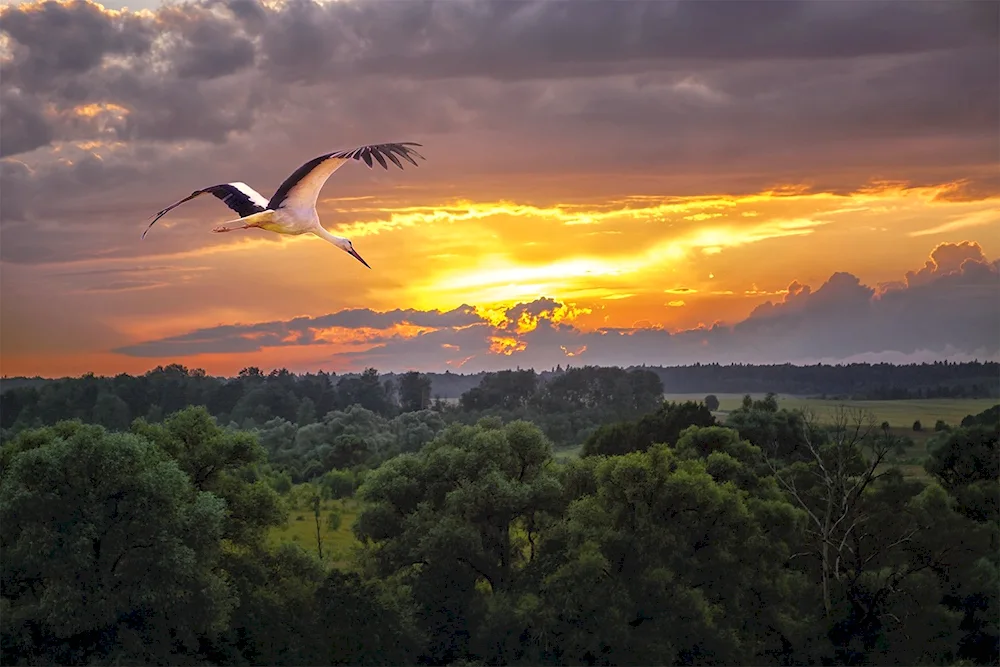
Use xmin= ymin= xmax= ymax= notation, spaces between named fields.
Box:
xmin=320 ymin=469 xmax=356 ymax=499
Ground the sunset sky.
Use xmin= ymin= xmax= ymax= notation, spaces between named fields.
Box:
xmin=1 ymin=0 xmax=998 ymax=377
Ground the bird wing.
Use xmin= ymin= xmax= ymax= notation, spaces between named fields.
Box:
xmin=141 ymin=182 xmax=270 ymax=239
xmin=267 ymin=142 xmax=425 ymax=212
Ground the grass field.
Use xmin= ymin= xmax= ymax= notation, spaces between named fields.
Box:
xmin=664 ymin=394 xmax=996 ymax=427
xmin=267 ymin=498 xmax=361 ymax=568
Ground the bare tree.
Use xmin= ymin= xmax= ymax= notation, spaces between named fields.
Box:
xmin=762 ymin=406 xmax=895 ymax=616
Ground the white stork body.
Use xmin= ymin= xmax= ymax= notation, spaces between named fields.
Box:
xmin=142 ymin=142 xmax=425 ymax=268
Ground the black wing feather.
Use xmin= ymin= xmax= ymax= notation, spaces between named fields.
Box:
xmin=208 ymin=185 xmax=267 ymax=218
xmin=141 ymin=183 xmax=267 ymax=239
xmin=267 ymin=142 xmax=425 ymax=210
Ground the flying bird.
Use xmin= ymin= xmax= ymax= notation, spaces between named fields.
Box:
xmin=141 ymin=142 xmax=425 ymax=268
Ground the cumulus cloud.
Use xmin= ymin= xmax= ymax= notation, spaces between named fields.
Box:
xmin=903 ymin=240 xmax=990 ymax=287
xmin=112 ymin=242 xmax=1000 ymax=370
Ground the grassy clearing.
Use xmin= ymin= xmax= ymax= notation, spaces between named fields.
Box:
xmin=664 ymin=393 xmax=996 ymax=427
xmin=267 ymin=498 xmax=361 ymax=569
xmin=553 ymin=444 xmax=583 ymax=461
xmin=669 ymin=394 xmax=994 ymax=479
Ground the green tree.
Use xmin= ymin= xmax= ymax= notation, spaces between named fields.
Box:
xmin=320 ymin=468 xmax=356 ymax=500
xmin=211 ymin=543 xmax=326 ymax=666
xmin=460 ymin=369 xmax=538 ymax=411
xmin=925 ymin=423 xmax=999 ymax=523
xmin=1 ymin=423 xmax=232 ymax=665
xmin=131 ymin=406 xmax=285 ymax=547
xmin=354 ymin=419 xmax=561 ymax=661
xmin=312 ymin=570 xmax=421 ymax=665
xmin=92 ymin=391 xmax=131 ymax=431
xmin=924 ymin=421 xmax=1000 ymax=665
xmin=535 ymin=444 xmax=807 ymax=665
xmin=336 ymin=368 xmax=393 ymax=415
xmin=582 ymin=400 xmax=715 ymax=457
xmin=391 ymin=409 xmax=446 ymax=455
xmin=399 ymin=371 xmax=433 ymax=412
xmin=704 ymin=394 xmax=720 ymax=411
xmin=356 ymin=419 xmax=560 ymax=592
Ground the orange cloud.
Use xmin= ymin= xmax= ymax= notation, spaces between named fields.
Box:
xmin=489 ymin=336 xmax=527 ymax=356
xmin=310 ymin=323 xmax=435 ymax=345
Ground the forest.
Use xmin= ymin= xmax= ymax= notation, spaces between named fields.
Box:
xmin=0 ymin=363 xmax=997 ymax=666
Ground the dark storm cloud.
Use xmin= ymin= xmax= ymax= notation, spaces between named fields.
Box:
xmin=158 ymin=5 xmax=257 ymax=80
xmin=112 ymin=243 xmax=1000 ymax=368
xmin=0 ymin=0 xmax=263 ymax=153
xmin=0 ymin=89 xmax=53 ymax=157
xmin=0 ymin=159 xmax=33 ymax=221
xmin=2 ymin=0 xmax=995 ymax=148
xmin=0 ymin=0 xmax=154 ymax=92
xmin=251 ymin=0 xmax=993 ymax=82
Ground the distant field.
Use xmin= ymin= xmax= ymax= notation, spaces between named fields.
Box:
xmin=664 ymin=393 xmax=996 ymax=427
xmin=267 ymin=498 xmax=360 ymax=569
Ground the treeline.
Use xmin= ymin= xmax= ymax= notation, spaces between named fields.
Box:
xmin=2 ymin=397 xmax=996 ymax=666
xmin=645 ymin=360 xmax=1000 ymax=398
xmin=0 ymin=365 xmax=668 ymax=480
xmin=4 ymin=359 xmax=998 ymax=402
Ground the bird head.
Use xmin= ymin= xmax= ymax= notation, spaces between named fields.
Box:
xmin=340 ymin=238 xmax=371 ymax=269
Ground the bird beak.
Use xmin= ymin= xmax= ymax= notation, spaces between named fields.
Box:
xmin=348 ymin=247 xmax=371 ymax=269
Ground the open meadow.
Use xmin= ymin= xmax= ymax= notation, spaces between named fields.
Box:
xmin=267 ymin=498 xmax=361 ymax=568
xmin=678 ymin=394 xmax=997 ymax=480
xmin=668 ymin=393 xmax=996 ymax=426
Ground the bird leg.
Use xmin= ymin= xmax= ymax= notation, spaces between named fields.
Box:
xmin=211 ymin=222 xmax=249 ymax=233
xmin=211 ymin=210 xmax=275 ymax=233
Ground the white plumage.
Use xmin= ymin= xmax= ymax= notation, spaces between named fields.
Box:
xmin=142 ymin=142 xmax=425 ymax=269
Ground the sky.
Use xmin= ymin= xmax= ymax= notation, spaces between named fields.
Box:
xmin=1 ymin=0 xmax=998 ymax=378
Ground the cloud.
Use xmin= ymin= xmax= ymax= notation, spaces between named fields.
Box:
xmin=112 ymin=242 xmax=1000 ymax=370
xmin=908 ymin=208 xmax=1000 ymax=237
xmin=112 ymin=304 xmax=484 ymax=357
xmin=0 ymin=88 xmax=53 ymax=157
xmin=902 ymin=241 xmax=990 ymax=288
xmin=2 ymin=0 xmax=996 ymax=166
xmin=0 ymin=0 xmax=996 ymax=273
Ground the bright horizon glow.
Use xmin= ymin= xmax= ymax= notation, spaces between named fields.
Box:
xmin=2 ymin=179 xmax=998 ymax=378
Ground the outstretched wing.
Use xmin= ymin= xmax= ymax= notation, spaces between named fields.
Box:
xmin=141 ymin=182 xmax=269 ymax=239
xmin=267 ymin=142 xmax=425 ymax=212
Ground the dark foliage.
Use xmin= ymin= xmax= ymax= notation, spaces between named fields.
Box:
xmin=581 ymin=400 xmax=716 ymax=456
xmin=1 ymin=367 xmax=998 ymax=667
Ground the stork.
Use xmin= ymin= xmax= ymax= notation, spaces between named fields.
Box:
xmin=141 ymin=142 xmax=425 ymax=268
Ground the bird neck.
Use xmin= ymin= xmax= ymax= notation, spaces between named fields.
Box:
xmin=315 ymin=226 xmax=350 ymax=250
